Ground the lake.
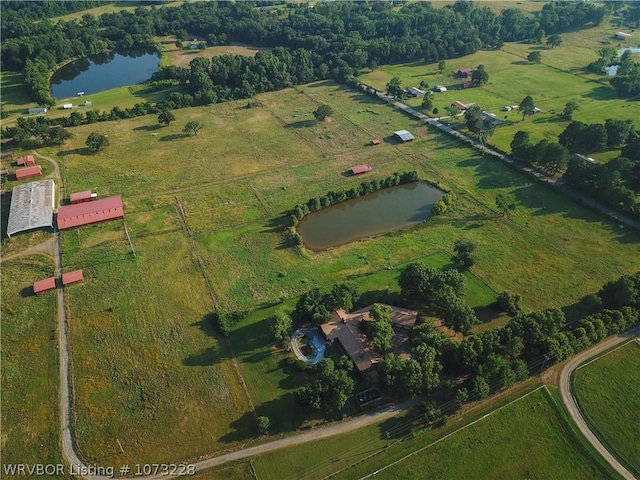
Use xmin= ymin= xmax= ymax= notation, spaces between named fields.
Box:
xmin=296 ymin=182 xmax=445 ymax=251
xmin=50 ymin=48 xmax=160 ymax=99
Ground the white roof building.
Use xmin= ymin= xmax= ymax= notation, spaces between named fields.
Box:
xmin=394 ymin=130 xmax=415 ymax=142
xmin=6 ymin=180 xmax=55 ymax=237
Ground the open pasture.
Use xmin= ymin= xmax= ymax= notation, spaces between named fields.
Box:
xmin=573 ymin=340 xmax=640 ymax=476
xmin=0 ymin=257 xmax=68 ymax=478
xmin=331 ymin=387 xmax=617 ymax=480
xmin=50 ymin=79 xmax=640 ymax=463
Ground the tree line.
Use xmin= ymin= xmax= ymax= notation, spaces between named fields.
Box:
xmin=3 ymin=1 xmax=607 ymax=105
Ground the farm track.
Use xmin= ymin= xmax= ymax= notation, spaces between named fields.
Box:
xmin=559 ymin=325 xmax=640 ymax=480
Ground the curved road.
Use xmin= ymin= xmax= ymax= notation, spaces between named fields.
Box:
xmin=559 ymin=325 xmax=640 ymax=480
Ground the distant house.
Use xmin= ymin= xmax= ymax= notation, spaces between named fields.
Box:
xmin=481 ymin=111 xmax=501 ymax=124
xmin=406 ymin=86 xmax=426 ymax=97
xmin=80 ymin=100 xmax=92 ymax=107
xmin=433 ymin=85 xmax=447 ymax=93
xmin=394 ymin=130 xmax=415 ymax=142
xmin=456 ymin=68 xmax=473 ymax=78
xmin=28 ymin=107 xmax=48 ymax=115
xmin=15 ymin=165 xmax=42 ymax=180
xmin=615 ymin=32 xmax=632 ymax=40
xmin=371 ymin=139 xmax=380 ymax=146
xmin=501 ymin=106 xmax=512 ymax=111
xmin=532 ymin=107 xmax=542 ymax=114
xmin=451 ymin=101 xmax=468 ymax=110
xmin=350 ymin=164 xmax=372 ymax=175
xmin=63 ymin=103 xmax=73 ymax=109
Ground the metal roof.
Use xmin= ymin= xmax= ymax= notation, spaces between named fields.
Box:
xmin=351 ymin=164 xmax=372 ymax=175
xmin=393 ymin=130 xmax=415 ymax=142
xmin=62 ymin=270 xmax=84 ymax=285
xmin=33 ymin=277 xmax=56 ymax=294
xmin=57 ymin=195 xmax=124 ymax=230
xmin=6 ymin=180 xmax=55 ymax=237
xmin=69 ymin=190 xmax=93 ymax=203
xmin=15 ymin=165 xmax=42 ymax=180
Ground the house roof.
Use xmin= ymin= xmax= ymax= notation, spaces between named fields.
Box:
xmin=351 ymin=164 xmax=372 ymax=175
xmin=457 ymin=68 xmax=472 ymax=76
xmin=70 ymin=190 xmax=93 ymax=203
xmin=33 ymin=277 xmax=56 ymax=294
xmin=15 ymin=165 xmax=42 ymax=180
xmin=57 ymin=195 xmax=124 ymax=230
xmin=62 ymin=270 xmax=84 ymax=286
xmin=6 ymin=180 xmax=55 ymax=237
xmin=394 ymin=130 xmax=414 ymax=142
xmin=407 ymin=86 xmax=425 ymax=95
xmin=451 ymin=101 xmax=467 ymax=109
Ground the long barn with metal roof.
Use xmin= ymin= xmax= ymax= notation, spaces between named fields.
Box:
xmin=56 ymin=195 xmax=124 ymax=230
xmin=6 ymin=180 xmax=55 ymax=237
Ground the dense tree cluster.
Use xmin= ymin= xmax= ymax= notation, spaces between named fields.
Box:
xmin=3 ymin=1 xmax=607 ymax=105
xmin=7 ymin=116 xmax=72 ymax=147
xmin=297 ymin=358 xmax=355 ymax=416
xmin=293 ymin=282 xmax=360 ymax=325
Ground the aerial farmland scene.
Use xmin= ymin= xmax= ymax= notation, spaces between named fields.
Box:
xmin=1 ymin=1 xmax=640 ymax=479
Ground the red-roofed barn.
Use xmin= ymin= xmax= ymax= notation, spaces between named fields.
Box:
xmin=16 ymin=165 xmax=42 ymax=180
xmin=62 ymin=270 xmax=83 ymax=286
xmin=57 ymin=196 xmax=124 ymax=230
xmin=351 ymin=164 xmax=372 ymax=175
xmin=33 ymin=277 xmax=56 ymax=294
xmin=17 ymin=155 xmax=35 ymax=166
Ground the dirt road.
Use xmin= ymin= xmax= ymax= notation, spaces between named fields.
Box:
xmin=559 ymin=325 xmax=640 ymax=480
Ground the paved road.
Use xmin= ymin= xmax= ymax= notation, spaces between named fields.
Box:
xmin=559 ymin=325 xmax=640 ymax=480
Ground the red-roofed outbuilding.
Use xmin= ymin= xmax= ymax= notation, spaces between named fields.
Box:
xmin=62 ymin=270 xmax=83 ymax=286
xmin=17 ymin=155 xmax=35 ymax=166
xmin=57 ymin=195 xmax=124 ymax=230
xmin=33 ymin=277 xmax=56 ymax=294
xmin=16 ymin=165 xmax=42 ymax=180
xmin=70 ymin=190 xmax=97 ymax=204
xmin=351 ymin=164 xmax=372 ymax=175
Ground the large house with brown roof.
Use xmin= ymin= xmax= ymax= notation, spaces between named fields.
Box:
xmin=320 ymin=305 xmax=418 ymax=373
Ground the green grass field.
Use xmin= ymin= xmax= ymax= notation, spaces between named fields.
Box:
xmin=0 ymin=257 xmax=70 ymax=479
xmin=38 ymin=78 xmax=640 ymax=464
xmin=248 ymin=383 xmax=618 ymax=480
xmin=334 ymin=387 xmax=618 ymax=480
xmin=573 ymin=340 xmax=640 ymax=476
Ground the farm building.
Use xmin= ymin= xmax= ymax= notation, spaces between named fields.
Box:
xmin=394 ymin=130 xmax=415 ymax=142
xmin=69 ymin=190 xmax=98 ymax=204
xmin=16 ymin=155 xmax=35 ymax=166
xmin=33 ymin=277 xmax=56 ymax=295
xmin=63 ymin=103 xmax=73 ymax=109
xmin=451 ymin=101 xmax=468 ymax=110
xmin=406 ymin=86 xmax=425 ymax=97
xmin=56 ymin=195 xmax=124 ymax=230
xmin=615 ymin=32 xmax=632 ymax=40
xmin=15 ymin=165 xmax=42 ymax=180
xmin=433 ymin=85 xmax=447 ymax=92
xmin=28 ymin=107 xmax=48 ymax=115
xmin=482 ymin=111 xmax=501 ymax=124
xmin=350 ymin=164 xmax=372 ymax=175
xmin=62 ymin=270 xmax=84 ymax=286
xmin=457 ymin=68 xmax=473 ymax=78
xmin=320 ymin=305 xmax=418 ymax=373
xmin=6 ymin=179 xmax=55 ymax=237
xmin=371 ymin=139 xmax=380 ymax=146
xmin=80 ymin=100 xmax=92 ymax=107
xmin=0 ymin=170 xmax=8 ymax=177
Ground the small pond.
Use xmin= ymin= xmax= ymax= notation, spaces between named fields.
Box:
xmin=50 ymin=48 xmax=160 ymax=99
xmin=296 ymin=182 xmax=445 ymax=251
xmin=605 ymin=47 xmax=640 ymax=76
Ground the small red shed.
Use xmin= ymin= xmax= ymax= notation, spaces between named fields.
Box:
xmin=17 ymin=155 xmax=35 ymax=166
xmin=62 ymin=270 xmax=84 ymax=286
xmin=371 ymin=139 xmax=380 ymax=146
xmin=70 ymin=190 xmax=97 ymax=204
xmin=16 ymin=165 xmax=42 ymax=180
xmin=33 ymin=277 xmax=56 ymax=294
xmin=350 ymin=164 xmax=373 ymax=175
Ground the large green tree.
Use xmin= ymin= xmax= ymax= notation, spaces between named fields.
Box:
xmin=183 ymin=120 xmax=204 ymax=136
xmin=313 ymin=104 xmax=333 ymax=122
xmin=85 ymin=132 xmax=109 ymax=152
xmin=518 ymin=95 xmax=536 ymax=121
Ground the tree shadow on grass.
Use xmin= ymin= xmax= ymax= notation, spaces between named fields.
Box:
xmin=581 ymin=86 xmax=619 ymax=101
xmin=133 ymin=124 xmax=161 ymax=131
xmin=160 ymin=133 xmax=188 ymax=142
xmin=20 ymin=286 xmax=34 ymax=298
xmin=57 ymin=147 xmax=93 ymax=157
xmin=261 ymin=214 xmax=287 ymax=234
xmin=286 ymin=119 xmax=315 ymax=129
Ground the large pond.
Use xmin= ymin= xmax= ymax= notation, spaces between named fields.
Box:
xmin=296 ymin=182 xmax=445 ymax=251
xmin=50 ymin=48 xmax=160 ymax=99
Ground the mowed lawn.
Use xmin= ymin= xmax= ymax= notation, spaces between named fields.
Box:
xmin=0 ymin=257 xmax=70 ymax=479
xmin=50 ymin=80 xmax=640 ymax=463
xmin=573 ymin=341 xmax=640 ymax=476
xmin=335 ymin=387 xmax=616 ymax=480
